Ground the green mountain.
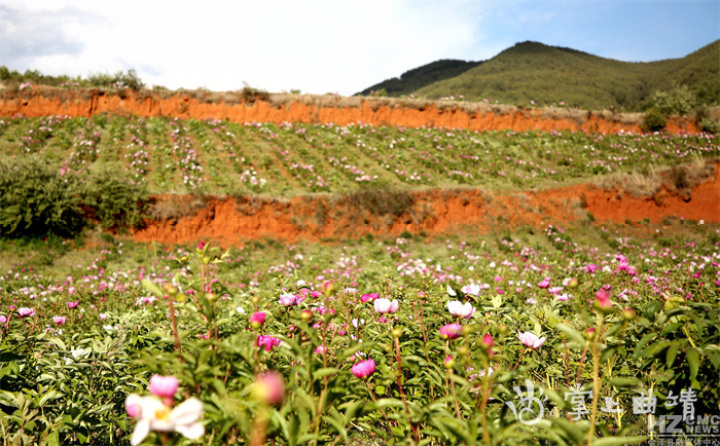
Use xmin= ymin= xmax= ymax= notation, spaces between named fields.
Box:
xmin=360 ymin=40 xmax=719 ymax=111
xmin=356 ymin=59 xmax=483 ymax=97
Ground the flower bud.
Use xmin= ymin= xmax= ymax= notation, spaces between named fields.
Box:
xmin=391 ymin=327 xmax=403 ymax=338
xmin=444 ymin=355 xmax=455 ymax=369
xmin=481 ymin=333 xmax=494 ymax=349
xmin=251 ymin=371 xmax=285 ymax=406
xmin=622 ymin=308 xmax=636 ymax=321
xmin=584 ymin=328 xmax=597 ymax=341
xmin=457 ymin=345 xmax=470 ymax=356
xmin=162 ymin=283 xmax=178 ymax=296
xmin=300 ymin=309 xmax=313 ymax=323
xmin=250 ymin=312 xmax=266 ymax=329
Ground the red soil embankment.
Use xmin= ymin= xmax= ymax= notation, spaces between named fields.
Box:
xmin=133 ymin=165 xmax=720 ymax=246
xmin=0 ymin=89 xmax=700 ymax=134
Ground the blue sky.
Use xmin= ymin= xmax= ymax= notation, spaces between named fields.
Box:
xmin=1 ymin=1 xmax=718 ymax=96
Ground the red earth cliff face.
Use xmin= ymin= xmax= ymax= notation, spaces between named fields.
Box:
xmin=0 ymin=90 xmax=701 ymax=134
xmin=133 ymin=164 xmax=720 ymax=246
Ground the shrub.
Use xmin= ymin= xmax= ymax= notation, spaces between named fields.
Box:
xmin=87 ymin=69 xmax=145 ymax=91
xmin=81 ymin=163 xmax=148 ymax=229
xmin=0 ymin=155 xmax=84 ymax=237
xmin=641 ymin=108 xmax=667 ymax=132
xmin=643 ymin=84 xmax=696 ymax=116
xmin=700 ymin=117 xmax=720 ymax=134
xmin=240 ymin=85 xmax=270 ymax=103
xmin=344 ymin=188 xmax=415 ymax=217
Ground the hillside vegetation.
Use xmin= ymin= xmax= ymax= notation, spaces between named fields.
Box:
xmin=360 ymin=40 xmax=720 ymax=111
xmin=356 ymin=59 xmax=483 ymax=97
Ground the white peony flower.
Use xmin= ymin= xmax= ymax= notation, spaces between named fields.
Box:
xmin=125 ymin=394 xmax=204 ymax=446
xmin=447 ymin=300 xmax=476 ymax=319
xmin=374 ymin=298 xmax=399 ymax=314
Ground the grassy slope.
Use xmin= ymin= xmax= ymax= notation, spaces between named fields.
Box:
xmin=373 ymin=40 xmax=719 ymax=110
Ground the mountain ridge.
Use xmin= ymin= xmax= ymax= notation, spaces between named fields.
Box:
xmin=358 ymin=40 xmax=720 ymax=111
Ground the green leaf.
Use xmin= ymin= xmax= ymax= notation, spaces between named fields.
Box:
xmin=553 ymin=322 xmax=585 ymax=345
xmin=38 ymin=390 xmax=63 ymax=407
xmin=0 ymin=390 xmax=18 ymax=408
xmin=660 ymin=322 xmax=683 ymax=336
xmin=666 ymin=341 xmax=681 ymax=367
xmin=312 ymin=367 xmax=339 ymax=381
xmin=686 ymin=348 xmax=700 ymax=381
xmin=633 ymin=333 xmax=656 ymax=359
xmin=592 ymin=436 xmax=648 ymax=446
xmin=609 ymin=377 xmax=642 ymax=387
xmin=375 ymin=398 xmax=405 ymax=409
xmin=322 ymin=414 xmax=347 ymax=440
xmin=287 ymin=414 xmax=300 ymax=446
xmin=142 ymin=279 xmax=165 ymax=298
xmin=43 ymin=430 xmax=60 ymax=446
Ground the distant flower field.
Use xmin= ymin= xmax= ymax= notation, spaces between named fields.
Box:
xmin=0 ymin=114 xmax=717 ymax=197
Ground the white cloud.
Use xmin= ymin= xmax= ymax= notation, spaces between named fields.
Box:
xmin=1 ymin=1 xmax=482 ymax=95
xmin=2 ymin=1 xmax=715 ymax=95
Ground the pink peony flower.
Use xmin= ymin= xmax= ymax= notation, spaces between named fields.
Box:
xmin=149 ymin=375 xmax=179 ymax=400
xmin=439 ymin=323 xmax=462 ymax=340
xmin=537 ymin=277 xmax=551 ymax=289
xmin=360 ymin=293 xmax=379 ymax=303
xmin=17 ymin=307 xmax=35 ymax=317
xmin=257 ymin=335 xmax=282 ymax=351
xmin=278 ymin=293 xmax=296 ymax=306
xmin=518 ymin=331 xmax=546 ymax=349
xmin=53 ymin=316 xmax=66 ymax=325
xmin=352 ymin=359 xmax=376 ymax=379
xmin=67 ymin=301 xmax=79 ymax=309
xmin=315 ymin=345 xmax=327 ymax=355
xmin=595 ymin=289 xmax=612 ymax=309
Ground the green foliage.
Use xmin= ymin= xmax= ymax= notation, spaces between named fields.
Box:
xmin=358 ymin=59 xmax=484 ymax=97
xmin=643 ymin=84 xmax=697 ymax=116
xmin=82 ymin=164 xmax=148 ymax=229
xmin=0 ymin=156 xmax=148 ymax=238
xmin=0 ymin=155 xmax=84 ymax=238
xmin=240 ymin=85 xmax=270 ymax=103
xmin=0 ymin=66 xmax=146 ymax=91
xmin=700 ymin=116 xmax=720 ymax=134
xmin=641 ymin=108 xmax=668 ymax=132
